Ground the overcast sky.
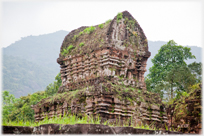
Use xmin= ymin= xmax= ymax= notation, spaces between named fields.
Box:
xmin=0 ymin=0 xmax=203 ymax=48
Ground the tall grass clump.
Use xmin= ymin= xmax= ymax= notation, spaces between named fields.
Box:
xmin=83 ymin=26 xmax=96 ymax=34
xmin=79 ymin=42 xmax=85 ymax=47
xmin=117 ymin=12 xmax=123 ymax=24
xmin=61 ymin=45 xmax=74 ymax=56
xmin=73 ymin=35 xmax=78 ymax=41
xmin=79 ymin=31 xmax=84 ymax=35
xmin=98 ymin=24 xmax=104 ymax=29
xmin=105 ymin=19 xmax=112 ymax=25
xmin=3 ymin=113 xmax=101 ymax=127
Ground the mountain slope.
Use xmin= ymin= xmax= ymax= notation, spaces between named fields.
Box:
xmin=3 ymin=55 xmax=56 ymax=98
xmin=2 ymin=30 xmax=68 ymax=97
xmin=3 ymin=30 xmax=69 ymax=72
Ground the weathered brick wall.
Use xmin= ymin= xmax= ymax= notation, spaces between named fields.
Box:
xmin=59 ymin=47 xmax=149 ymax=92
xmin=32 ymin=77 xmax=168 ymax=127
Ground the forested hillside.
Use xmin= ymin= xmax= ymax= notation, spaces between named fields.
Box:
xmin=3 ymin=30 xmax=68 ymax=72
xmin=3 ymin=55 xmax=55 ymax=98
xmin=2 ymin=30 xmax=68 ymax=97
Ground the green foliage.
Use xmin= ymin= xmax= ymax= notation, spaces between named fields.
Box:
xmin=117 ymin=12 xmax=123 ymax=22
xmin=79 ymin=42 xmax=85 ymax=47
xmin=2 ymin=91 xmax=17 ymax=122
xmin=83 ymin=26 xmax=96 ymax=34
xmin=3 ymin=114 xmax=101 ymax=127
xmin=61 ymin=45 xmax=74 ymax=56
xmin=98 ymin=24 xmax=104 ymax=29
xmin=79 ymin=31 xmax=84 ymax=35
xmin=181 ymin=92 xmax=189 ymax=97
xmin=102 ymin=117 xmax=156 ymax=130
xmin=67 ymin=45 xmax=74 ymax=51
xmin=44 ymin=73 xmax=62 ymax=97
xmin=145 ymin=40 xmax=199 ymax=101
xmin=105 ymin=19 xmax=112 ymax=25
xmin=188 ymin=62 xmax=202 ymax=82
xmin=165 ymin=123 xmax=168 ymax=131
xmin=127 ymin=19 xmax=135 ymax=28
xmin=61 ymin=48 xmax=69 ymax=56
xmin=2 ymin=73 xmax=62 ymax=122
xmin=167 ymin=83 xmax=201 ymax=125
xmin=3 ymin=91 xmax=16 ymax=106
xmin=73 ymin=35 xmax=78 ymax=41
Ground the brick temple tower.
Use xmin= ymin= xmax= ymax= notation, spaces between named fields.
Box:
xmin=33 ymin=11 xmax=168 ymax=127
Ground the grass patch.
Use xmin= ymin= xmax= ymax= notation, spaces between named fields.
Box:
xmin=83 ymin=26 xmax=96 ymax=34
xmin=3 ymin=114 xmax=100 ymax=127
xmin=79 ymin=42 xmax=85 ymax=47
xmin=73 ymin=35 xmax=78 ymax=41
xmin=3 ymin=114 xmax=156 ymax=131
xmin=61 ymin=45 xmax=74 ymax=56
xmin=105 ymin=19 xmax=112 ymax=25
xmin=117 ymin=12 xmax=123 ymax=24
xmin=98 ymin=24 xmax=104 ymax=29
xmin=79 ymin=31 xmax=84 ymax=35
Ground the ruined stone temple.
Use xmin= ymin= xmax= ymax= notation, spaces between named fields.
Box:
xmin=33 ymin=11 xmax=168 ymax=126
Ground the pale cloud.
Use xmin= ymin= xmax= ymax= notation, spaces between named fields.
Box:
xmin=0 ymin=0 xmax=203 ymax=47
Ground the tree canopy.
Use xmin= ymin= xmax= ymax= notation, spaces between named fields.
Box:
xmin=145 ymin=40 xmax=200 ymax=100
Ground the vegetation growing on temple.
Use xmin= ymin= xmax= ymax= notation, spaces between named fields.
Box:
xmin=59 ymin=11 xmax=147 ymax=58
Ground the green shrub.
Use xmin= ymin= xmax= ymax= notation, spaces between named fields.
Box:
xmin=67 ymin=45 xmax=74 ymax=51
xmin=3 ymin=114 xmax=101 ymax=127
xmin=73 ymin=35 xmax=78 ymax=41
xmin=61 ymin=45 xmax=74 ymax=56
xmin=79 ymin=42 xmax=84 ymax=47
xmin=83 ymin=26 xmax=96 ymax=34
xmin=61 ymin=48 xmax=69 ymax=56
xmin=117 ymin=12 xmax=123 ymax=23
xmin=182 ymin=92 xmax=189 ymax=97
xmin=105 ymin=19 xmax=112 ymax=24
xmin=98 ymin=24 xmax=104 ymax=29
xmin=79 ymin=31 xmax=83 ymax=35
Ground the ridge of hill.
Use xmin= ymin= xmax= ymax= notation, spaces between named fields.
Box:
xmin=2 ymin=30 xmax=68 ymax=97
xmin=3 ymin=55 xmax=55 ymax=98
xmin=3 ymin=30 xmax=68 ymax=72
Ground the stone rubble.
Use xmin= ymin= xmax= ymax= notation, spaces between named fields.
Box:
xmin=3 ymin=124 xmax=183 ymax=134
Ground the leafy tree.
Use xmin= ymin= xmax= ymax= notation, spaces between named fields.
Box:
xmin=2 ymin=73 xmax=62 ymax=122
xmin=188 ymin=62 xmax=202 ymax=83
xmin=2 ymin=91 xmax=16 ymax=122
xmin=2 ymin=91 xmax=16 ymax=106
xmin=163 ymin=65 xmax=197 ymax=100
xmin=44 ymin=73 xmax=61 ymax=96
xmin=145 ymin=40 xmax=196 ymax=99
